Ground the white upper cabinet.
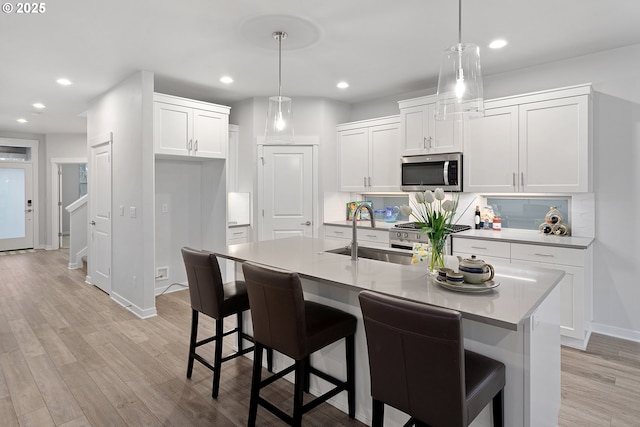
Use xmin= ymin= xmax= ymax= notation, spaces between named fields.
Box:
xmin=398 ymin=95 xmax=462 ymax=156
xmin=464 ymin=84 xmax=592 ymax=193
xmin=337 ymin=116 xmax=401 ymax=192
xmin=464 ymin=105 xmax=519 ymax=193
xmin=154 ymin=93 xmax=230 ymax=159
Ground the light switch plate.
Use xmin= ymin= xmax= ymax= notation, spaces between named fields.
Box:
xmin=130 ymin=206 xmax=136 ymax=218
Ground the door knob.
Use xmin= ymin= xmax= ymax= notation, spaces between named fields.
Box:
xmin=301 ymin=221 xmax=311 ymax=226
xmin=24 ymin=208 xmax=32 ymax=213
xmin=90 ymin=220 xmax=96 ymax=225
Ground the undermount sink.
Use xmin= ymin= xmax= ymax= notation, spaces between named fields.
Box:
xmin=326 ymin=246 xmax=413 ymax=265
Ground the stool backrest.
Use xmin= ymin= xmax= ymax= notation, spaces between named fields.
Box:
xmin=181 ymin=247 xmax=225 ymax=319
xmin=242 ymin=262 xmax=307 ymax=359
xmin=359 ymin=290 xmax=466 ymax=426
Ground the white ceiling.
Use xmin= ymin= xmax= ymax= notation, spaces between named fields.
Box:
xmin=2 ymin=0 xmax=640 ymax=135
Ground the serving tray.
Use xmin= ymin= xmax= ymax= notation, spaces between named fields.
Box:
xmin=435 ymin=276 xmax=500 ymax=293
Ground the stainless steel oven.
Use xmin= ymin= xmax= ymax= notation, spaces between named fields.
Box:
xmin=401 ymin=152 xmax=462 ymax=192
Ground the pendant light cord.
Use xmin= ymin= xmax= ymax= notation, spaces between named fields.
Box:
xmin=278 ymin=33 xmax=282 ymax=98
xmin=458 ymin=0 xmax=462 ymax=44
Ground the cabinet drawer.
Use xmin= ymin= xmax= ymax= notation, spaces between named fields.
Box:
xmin=357 ymin=228 xmax=389 ymax=244
xmin=227 ymin=227 xmax=249 ymax=244
xmin=511 ymin=243 xmax=584 ymax=267
xmin=451 ymin=238 xmax=511 ymax=259
xmin=324 ymin=226 xmax=350 ymax=240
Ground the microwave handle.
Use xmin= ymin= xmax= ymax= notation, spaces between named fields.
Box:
xmin=443 ymin=160 xmax=450 ymax=185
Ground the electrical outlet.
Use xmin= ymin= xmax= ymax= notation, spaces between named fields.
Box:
xmin=161 ymin=203 xmax=168 ymax=213
xmin=156 ymin=267 xmax=169 ymax=281
xmin=119 ymin=205 xmax=124 ymax=216
xmin=129 ymin=206 xmax=136 ymax=218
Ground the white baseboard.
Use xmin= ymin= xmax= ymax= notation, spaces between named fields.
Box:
xmin=68 ymin=262 xmax=79 ymax=269
xmin=155 ymin=282 xmax=188 ymax=296
xmin=561 ymin=330 xmax=592 ymax=350
xmin=110 ymin=291 xmax=157 ymax=319
xmin=591 ymin=322 xmax=640 ymax=343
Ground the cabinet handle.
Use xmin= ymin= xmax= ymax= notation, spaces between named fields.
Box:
xmin=513 ymin=172 xmax=516 ymax=188
xmin=188 ymin=139 xmax=193 ymax=151
xmin=364 ymin=177 xmax=367 ymax=187
xmin=471 ymin=246 xmax=487 ymax=250
xmin=333 ymin=231 xmax=344 ymax=235
xmin=521 ymin=172 xmax=524 ymax=188
xmin=423 ymin=136 xmax=427 ymax=149
xmin=366 ymin=234 xmax=377 ymax=238
xmin=194 ymin=139 xmax=198 ymax=152
xmin=233 ymin=232 xmax=244 ymax=236
xmin=534 ymin=253 xmax=555 ymax=258
xmin=368 ymin=176 xmax=372 ymax=187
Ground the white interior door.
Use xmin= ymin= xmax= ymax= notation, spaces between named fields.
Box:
xmin=0 ymin=163 xmax=33 ymax=251
xmin=89 ymin=134 xmax=112 ymax=294
xmin=260 ymin=145 xmax=314 ymax=240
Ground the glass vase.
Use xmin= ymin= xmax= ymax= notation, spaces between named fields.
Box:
xmin=429 ymin=237 xmax=446 ymax=274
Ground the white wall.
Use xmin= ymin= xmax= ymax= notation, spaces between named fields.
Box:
xmin=45 ymin=133 xmax=86 ymax=248
xmin=87 ymin=70 xmax=156 ymax=317
xmin=350 ymin=43 xmax=640 ymax=340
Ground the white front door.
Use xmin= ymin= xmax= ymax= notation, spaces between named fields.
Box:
xmin=0 ymin=163 xmax=33 ymax=251
xmin=259 ymin=145 xmax=314 ymax=240
xmin=89 ymin=134 xmax=112 ymax=294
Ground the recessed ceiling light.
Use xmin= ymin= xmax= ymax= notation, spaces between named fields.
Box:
xmin=220 ymin=76 xmax=234 ymax=84
xmin=32 ymin=103 xmax=46 ymax=109
xmin=337 ymin=82 xmax=349 ymax=89
xmin=489 ymin=39 xmax=508 ymax=49
xmin=56 ymin=78 xmax=72 ymax=86
xmin=16 ymin=118 xmax=28 ymax=123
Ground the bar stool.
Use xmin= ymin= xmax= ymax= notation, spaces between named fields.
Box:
xmin=181 ymin=247 xmax=272 ymax=398
xmin=242 ymin=262 xmax=357 ymax=427
xmin=358 ymin=290 xmax=505 ymax=427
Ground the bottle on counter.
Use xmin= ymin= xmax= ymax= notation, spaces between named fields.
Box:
xmin=474 ymin=205 xmax=481 ymax=229
xmin=493 ymin=216 xmax=502 ymax=231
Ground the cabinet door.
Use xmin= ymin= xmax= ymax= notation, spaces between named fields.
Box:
xmin=337 ymin=128 xmax=369 ymax=192
xmin=464 ymin=106 xmax=519 ymax=192
xmin=369 ymin=123 xmax=401 ymax=191
xmin=193 ymin=108 xmax=226 ymax=158
xmin=519 ymin=95 xmax=589 ymax=192
xmin=324 ymin=225 xmax=350 ymax=241
xmin=228 ymin=125 xmax=239 ymax=192
xmin=431 ymin=103 xmax=463 ymax=154
xmin=154 ymin=102 xmax=192 ymax=156
xmin=400 ymin=105 xmax=429 ymax=156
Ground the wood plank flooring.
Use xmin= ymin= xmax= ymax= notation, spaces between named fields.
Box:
xmin=0 ymin=249 xmax=638 ymax=426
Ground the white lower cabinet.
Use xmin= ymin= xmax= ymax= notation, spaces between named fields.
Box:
xmin=225 ymin=225 xmax=249 ymax=282
xmin=324 ymin=225 xmax=389 ymax=249
xmin=452 ymin=237 xmax=592 ymax=349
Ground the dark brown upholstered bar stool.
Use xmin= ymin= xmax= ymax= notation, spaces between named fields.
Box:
xmin=181 ymin=247 xmax=272 ymax=399
xmin=358 ymin=290 xmax=506 ymax=427
xmin=242 ymin=262 xmax=357 ymax=427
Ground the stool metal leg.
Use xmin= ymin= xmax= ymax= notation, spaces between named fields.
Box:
xmin=293 ymin=360 xmax=305 ymax=427
xmin=346 ymin=334 xmax=356 ymax=418
xmin=237 ymin=311 xmax=244 ymax=352
xmin=212 ymin=317 xmax=224 ymax=398
xmin=493 ymin=389 xmax=504 ymax=427
xmin=372 ymin=398 xmax=384 ymax=427
xmin=186 ymin=310 xmax=198 ymax=378
xmin=248 ymin=344 xmax=264 ymax=427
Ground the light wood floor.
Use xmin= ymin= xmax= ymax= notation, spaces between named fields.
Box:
xmin=0 ymin=250 xmax=638 ymax=426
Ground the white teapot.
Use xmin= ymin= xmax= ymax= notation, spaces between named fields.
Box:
xmin=457 ymin=255 xmax=495 ymax=284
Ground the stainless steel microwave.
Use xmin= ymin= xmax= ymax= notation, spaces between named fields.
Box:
xmin=401 ymin=152 xmax=462 ymax=192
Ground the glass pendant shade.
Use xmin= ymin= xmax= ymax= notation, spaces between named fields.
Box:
xmin=265 ymin=95 xmax=294 ymax=143
xmin=435 ymin=42 xmax=484 ymax=120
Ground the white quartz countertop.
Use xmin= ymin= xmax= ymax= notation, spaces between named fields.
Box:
xmin=216 ymin=236 xmax=564 ymax=331
xmin=452 ymin=228 xmax=594 ymax=249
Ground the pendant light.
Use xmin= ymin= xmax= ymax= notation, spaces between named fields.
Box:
xmin=265 ymin=31 xmax=294 ymax=143
xmin=435 ymin=0 xmax=484 ymax=120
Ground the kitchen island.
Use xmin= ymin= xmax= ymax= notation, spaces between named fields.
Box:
xmin=216 ymin=236 xmax=563 ymax=427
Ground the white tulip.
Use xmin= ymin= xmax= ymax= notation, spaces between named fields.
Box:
xmin=424 ymin=190 xmax=435 ymax=203
xmin=442 ymin=200 xmax=454 ymax=212
xmin=415 ymin=191 xmax=425 ymax=204
xmin=434 ymin=188 xmax=445 ymax=201
xmin=400 ymin=205 xmax=413 ymax=216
